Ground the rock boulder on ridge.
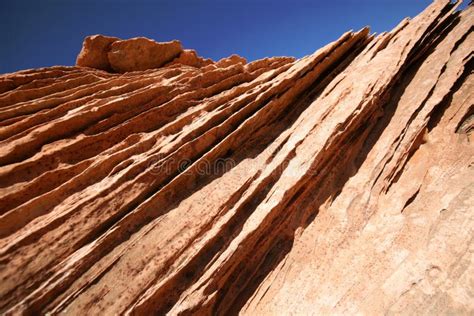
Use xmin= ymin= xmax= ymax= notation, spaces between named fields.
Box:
xmin=107 ymin=37 xmax=183 ymax=72
xmin=76 ymin=34 xmax=119 ymax=71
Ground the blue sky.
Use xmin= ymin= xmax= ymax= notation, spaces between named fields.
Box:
xmin=0 ymin=0 xmax=454 ymax=73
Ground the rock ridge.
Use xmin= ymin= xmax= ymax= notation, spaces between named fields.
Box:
xmin=0 ymin=1 xmax=473 ymax=314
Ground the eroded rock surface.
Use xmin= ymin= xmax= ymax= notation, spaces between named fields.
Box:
xmin=0 ymin=1 xmax=472 ymax=314
xmin=166 ymin=49 xmax=214 ymax=68
xmin=76 ymin=36 xmax=187 ymax=73
xmin=76 ymin=34 xmax=120 ymax=71
xmin=108 ymin=37 xmax=183 ymax=72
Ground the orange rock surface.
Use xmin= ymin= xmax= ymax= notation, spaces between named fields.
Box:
xmin=76 ymin=34 xmax=120 ymax=71
xmin=108 ymin=38 xmax=183 ymax=73
xmin=0 ymin=1 xmax=472 ymax=314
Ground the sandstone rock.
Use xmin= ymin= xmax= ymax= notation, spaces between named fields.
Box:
xmin=75 ymin=34 xmax=119 ymax=71
xmin=0 ymin=1 xmax=472 ymax=315
xmin=215 ymin=54 xmax=247 ymax=68
xmin=165 ymin=49 xmax=214 ymax=68
xmin=107 ymin=37 xmax=183 ymax=72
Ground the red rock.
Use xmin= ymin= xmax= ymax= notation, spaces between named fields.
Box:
xmin=166 ymin=49 xmax=214 ymax=68
xmin=0 ymin=1 xmax=472 ymax=314
xmin=215 ymin=54 xmax=247 ymax=67
xmin=107 ymin=37 xmax=183 ymax=72
xmin=75 ymin=34 xmax=119 ymax=71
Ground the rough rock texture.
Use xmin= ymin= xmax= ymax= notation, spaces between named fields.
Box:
xmin=77 ymin=36 xmax=185 ymax=73
xmin=76 ymin=34 xmax=120 ymax=71
xmin=166 ymin=49 xmax=214 ymax=68
xmin=108 ymin=38 xmax=183 ymax=73
xmin=215 ymin=54 xmax=248 ymax=68
xmin=0 ymin=1 xmax=472 ymax=314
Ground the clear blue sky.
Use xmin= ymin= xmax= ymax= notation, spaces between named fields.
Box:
xmin=0 ymin=0 xmax=455 ymax=74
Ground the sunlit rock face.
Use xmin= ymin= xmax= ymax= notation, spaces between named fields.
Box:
xmin=0 ymin=1 xmax=472 ymax=314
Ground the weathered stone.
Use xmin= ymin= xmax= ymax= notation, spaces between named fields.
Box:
xmin=0 ymin=1 xmax=472 ymax=315
xmin=75 ymin=34 xmax=119 ymax=71
xmin=215 ymin=54 xmax=247 ymax=67
xmin=107 ymin=37 xmax=183 ymax=72
xmin=165 ymin=49 xmax=214 ymax=68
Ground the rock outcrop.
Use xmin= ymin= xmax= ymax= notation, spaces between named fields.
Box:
xmin=108 ymin=38 xmax=183 ymax=72
xmin=75 ymin=34 xmax=120 ymax=71
xmin=165 ymin=49 xmax=214 ymax=68
xmin=0 ymin=1 xmax=472 ymax=314
xmin=77 ymin=35 xmax=186 ymax=73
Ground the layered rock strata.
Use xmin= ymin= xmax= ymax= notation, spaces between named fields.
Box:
xmin=0 ymin=0 xmax=472 ymax=314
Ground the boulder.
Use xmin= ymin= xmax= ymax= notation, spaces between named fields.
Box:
xmin=107 ymin=37 xmax=183 ymax=72
xmin=76 ymin=34 xmax=119 ymax=71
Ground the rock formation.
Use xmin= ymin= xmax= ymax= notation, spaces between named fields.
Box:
xmin=0 ymin=0 xmax=472 ymax=314
xmin=76 ymin=35 xmax=213 ymax=73
xmin=75 ymin=34 xmax=120 ymax=71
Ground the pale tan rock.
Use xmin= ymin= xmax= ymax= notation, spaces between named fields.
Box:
xmin=0 ymin=1 xmax=472 ymax=315
xmin=75 ymin=34 xmax=119 ymax=71
xmin=107 ymin=37 xmax=183 ymax=72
